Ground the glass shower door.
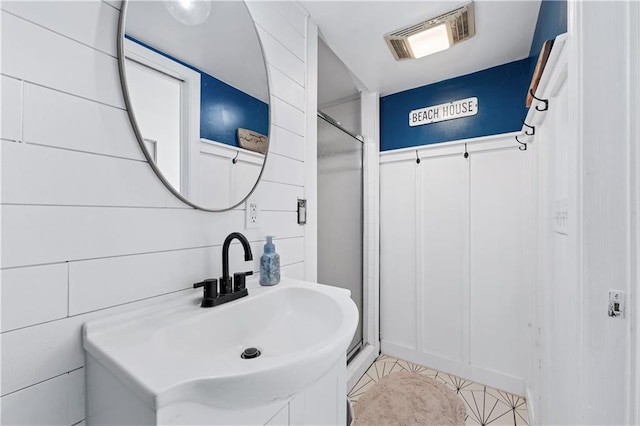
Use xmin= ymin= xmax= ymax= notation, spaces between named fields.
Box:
xmin=317 ymin=114 xmax=363 ymax=358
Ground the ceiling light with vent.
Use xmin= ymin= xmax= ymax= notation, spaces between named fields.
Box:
xmin=385 ymin=2 xmax=475 ymax=61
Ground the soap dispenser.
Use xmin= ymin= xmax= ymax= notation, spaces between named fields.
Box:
xmin=260 ymin=236 xmax=280 ymax=286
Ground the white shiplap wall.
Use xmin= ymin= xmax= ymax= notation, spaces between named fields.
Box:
xmin=0 ymin=1 xmax=310 ymax=424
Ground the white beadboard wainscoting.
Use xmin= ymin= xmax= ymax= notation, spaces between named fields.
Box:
xmin=379 ymin=134 xmax=534 ymax=396
xmin=197 ymin=139 xmax=272 ymax=209
xmin=0 ymin=1 xmax=311 ymax=424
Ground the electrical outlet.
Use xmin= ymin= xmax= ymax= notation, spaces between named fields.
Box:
xmin=608 ymin=290 xmax=625 ymax=318
xmin=245 ymin=198 xmax=260 ymax=229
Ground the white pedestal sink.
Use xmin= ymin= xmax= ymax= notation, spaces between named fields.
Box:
xmin=83 ymin=278 xmax=358 ymax=425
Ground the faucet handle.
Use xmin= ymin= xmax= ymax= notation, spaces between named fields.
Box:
xmin=193 ymin=279 xmax=218 ymax=307
xmin=233 ymin=271 xmax=253 ymax=292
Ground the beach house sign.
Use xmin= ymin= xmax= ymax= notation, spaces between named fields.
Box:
xmin=409 ymin=97 xmax=478 ymax=127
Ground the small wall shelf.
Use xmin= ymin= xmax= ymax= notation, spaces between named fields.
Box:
xmin=518 ymin=33 xmax=569 ymax=139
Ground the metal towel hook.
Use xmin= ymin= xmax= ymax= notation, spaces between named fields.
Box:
xmin=523 ymin=121 xmax=535 ymax=136
xmin=415 ymin=150 xmax=420 ymax=164
xmin=529 ymin=89 xmax=549 ymax=112
xmin=232 ymin=151 xmax=239 ymax=164
xmin=515 ymin=135 xmax=528 ymax=151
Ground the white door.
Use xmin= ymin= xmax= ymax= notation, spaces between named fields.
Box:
xmin=125 ymin=58 xmax=182 ymax=191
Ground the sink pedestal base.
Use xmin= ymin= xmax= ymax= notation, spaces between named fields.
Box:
xmin=86 ymin=353 xmax=348 ymax=426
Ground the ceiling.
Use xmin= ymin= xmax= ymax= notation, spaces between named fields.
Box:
xmin=124 ymin=1 xmax=541 ymax=108
xmin=301 ymin=0 xmax=541 ymax=99
xmin=125 ymin=1 xmax=268 ymax=103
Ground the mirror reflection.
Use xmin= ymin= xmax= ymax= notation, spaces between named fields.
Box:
xmin=121 ymin=0 xmax=270 ymax=211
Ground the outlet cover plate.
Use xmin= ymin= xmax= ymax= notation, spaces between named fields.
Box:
xmin=245 ymin=197 xmax=259 ymax=229
xmin=553 ymin=197 xmax=568 ymax=235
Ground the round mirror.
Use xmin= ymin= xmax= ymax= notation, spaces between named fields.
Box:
xmin=118 ymin=0 xmax=270 ymax=211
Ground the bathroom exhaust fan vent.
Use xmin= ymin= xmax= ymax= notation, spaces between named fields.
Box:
xmin=384 ymin=2 xmax=475 ymax=61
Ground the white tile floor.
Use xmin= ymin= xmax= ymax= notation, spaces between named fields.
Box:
xmin=348 ymin=354 xmax=529 ymax=426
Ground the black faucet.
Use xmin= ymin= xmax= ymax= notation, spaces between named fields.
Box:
xmin=220 ymin=232 xmax=253 ymax=294
xmin=193 ymin=232 xmax=253 ymax=308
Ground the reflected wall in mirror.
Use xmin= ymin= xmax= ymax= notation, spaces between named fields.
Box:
xmin=119 ymin=0 xmax=270 ymax=211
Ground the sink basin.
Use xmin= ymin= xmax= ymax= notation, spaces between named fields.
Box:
xmin=83 ymin=278 xmax=358 ymax=410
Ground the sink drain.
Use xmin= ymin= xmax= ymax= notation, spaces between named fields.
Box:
xmin=241 ymin=347 xmax=261 ymax=359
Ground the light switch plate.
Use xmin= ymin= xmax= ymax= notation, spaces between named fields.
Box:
xmin=608 ymin=290 xmax=625 ymax=318
xmin=297 ymin=199 xmax=307 ymax=225
xmin=553 ymin=197 xmax=568 ymax=235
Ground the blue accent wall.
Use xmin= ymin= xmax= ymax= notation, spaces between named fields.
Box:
xmin=380 ymin=58 xmax=534 ymax=151
xmin=528 ymin=0 xmax=567 ymax=78
xmin=198 ymin=74 xmax=268 ymax=146
xmin=529 ymin=0 xmax=567 ymax=58
xmin=125 ymin=35 xmax=268 ymax=148
xmin=379 ymin=1 xmax=567 ymax=152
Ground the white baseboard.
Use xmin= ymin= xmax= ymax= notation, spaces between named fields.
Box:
xmin=381 ymin=341 xmax=526 ymax=397
xmin=346 ymin=344 xmax=378 ymax=393
xmin=525 ymin=387 xmax=537 ymax=425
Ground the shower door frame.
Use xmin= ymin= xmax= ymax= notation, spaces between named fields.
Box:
xmin=303 ymin=34 xmax=381 ymax=388
xmin=317 ymin=111 xmax=365 ymax=360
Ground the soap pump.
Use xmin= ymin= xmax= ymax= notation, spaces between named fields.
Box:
xmin=260 ymin=236 xmax=280 ymax=286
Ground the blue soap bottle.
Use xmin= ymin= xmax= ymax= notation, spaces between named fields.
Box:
xmin=260 ymin=236 xmax=280 ymax=286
